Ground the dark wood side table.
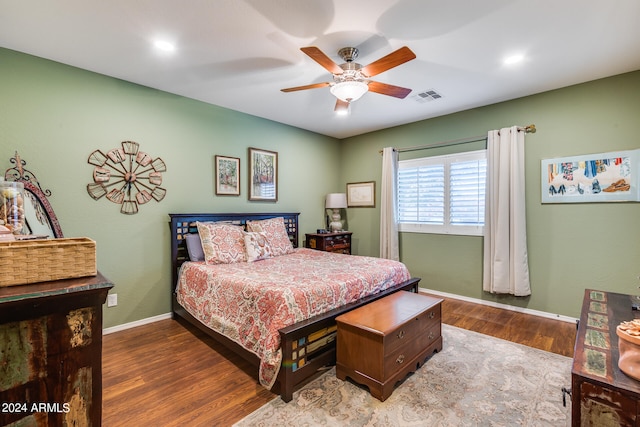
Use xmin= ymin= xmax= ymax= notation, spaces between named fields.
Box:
xmin=305 ymin=231 xmax=352 ymax=254
xmin=0 ymin=272 xmax=113 ymax=426
xmin=335 ymin=291 xmax=443 ymax=401
xmin=572 ymin=289 xmax=640 ymax=426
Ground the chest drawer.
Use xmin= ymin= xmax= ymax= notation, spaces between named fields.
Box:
xmin=384 ymin=322 xmax=441 ymax=377
xmin=385 ymin=303 xmax=441 ymax=354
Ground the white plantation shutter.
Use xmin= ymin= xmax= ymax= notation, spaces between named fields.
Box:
xmin=398 ymin=150 xmax=486 ymax=235
xmin=398 ymin=163 xmax=444 ymax=224
xmin=450 ymin=156 xmax=486 ymax=226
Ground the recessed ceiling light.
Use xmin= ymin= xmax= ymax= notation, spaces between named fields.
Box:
xmin=154 ymin=40 xmax=175 ymax=53
xmin=503 ymin=54 xmax=524 ymax=65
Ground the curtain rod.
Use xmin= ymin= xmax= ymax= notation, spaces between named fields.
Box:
xmin=379 ymin=124 xmax=536 ymax=154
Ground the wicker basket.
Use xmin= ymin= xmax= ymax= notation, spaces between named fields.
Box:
xmin=0 ymin=237 xmax=96 ymax=287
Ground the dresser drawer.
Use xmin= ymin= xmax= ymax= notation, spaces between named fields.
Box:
xmin=385 ymin=303 xmax=441 ymax=354
xmin=305 ymin=232 xmax=352 ymax=254
xmin=326 ymin=235 xmax=349 ymax=246
xmin=384 ymin=323 xmax=441 ymax=377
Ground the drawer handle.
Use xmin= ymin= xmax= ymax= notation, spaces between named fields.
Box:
xmin=428 ymin=331 xmax=435 ymax=340
xmin=396 ymin=354 xmax=405 ymax=364
xmin=428 ymin=311 xmax=435 ymax=319
xmin=397 ymin=330 xmax=405 ymax=339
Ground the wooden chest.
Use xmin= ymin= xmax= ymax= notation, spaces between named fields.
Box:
xmin=335 ymin=291 xmax=443 ymax=401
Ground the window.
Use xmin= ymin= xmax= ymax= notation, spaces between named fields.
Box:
xmin=398 ymin=149 xmax=486 ymax=236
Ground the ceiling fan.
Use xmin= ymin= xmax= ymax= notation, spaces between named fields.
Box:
xmin=281 ymin=46 xmax=416 ymax=113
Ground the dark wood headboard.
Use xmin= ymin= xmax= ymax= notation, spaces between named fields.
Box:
xmin=169 ymin=212 xmax=300 ymax=291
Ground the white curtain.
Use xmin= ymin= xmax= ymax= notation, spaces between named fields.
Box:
xmin=380 ymin=147 xmax=399 ymax=260
xmin=483 ymin=126 xmax=531 ymax=296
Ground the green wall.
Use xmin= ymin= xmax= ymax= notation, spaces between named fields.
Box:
xmin=341 ymin=70 xmax=640 ymax=318
xmin=2 ymin=46 xmax=639 ymax=325
xmin=0 ymin=48 xmax=341 ymax=328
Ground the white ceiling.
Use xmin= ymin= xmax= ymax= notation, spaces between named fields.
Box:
xmin=1 ymin=0 xmax=640 ymax=139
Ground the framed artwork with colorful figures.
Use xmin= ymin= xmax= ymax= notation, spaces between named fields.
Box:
xmin=541 ymin=149 xmax=640 ymax=203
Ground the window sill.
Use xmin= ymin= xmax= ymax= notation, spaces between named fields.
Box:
xmin=398 ymin=223 xmax=484 ymax=237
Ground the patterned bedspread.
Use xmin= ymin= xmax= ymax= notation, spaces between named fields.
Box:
xmin=176 ymin=248 xmax=411 ymax=389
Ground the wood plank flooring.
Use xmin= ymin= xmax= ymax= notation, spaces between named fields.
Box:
xmin=102 ymin=296 xmax=577 ymax=426
xmin=440 ymin=296 xmax=577 ymax=358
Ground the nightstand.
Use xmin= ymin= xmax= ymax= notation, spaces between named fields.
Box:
xmin=305 ymin=231 xmax=352 ymax=254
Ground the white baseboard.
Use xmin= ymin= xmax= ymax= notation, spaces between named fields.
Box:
xmin=103 ymin=312 xmax=172 ymax=335
xmin=419 ymin=288 xmax=578 ymax=324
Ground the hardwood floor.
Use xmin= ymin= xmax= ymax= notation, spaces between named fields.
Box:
xmin=102 ymin=317 xmax=274 ymax=427
xmin=102 ymin=296 xmax=577 ymax=426
xmin=439 ymin=296 xmax=577 ymax=358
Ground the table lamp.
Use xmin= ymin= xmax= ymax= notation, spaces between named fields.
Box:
xmin=326 ymin=193 xmax=347 ymax=232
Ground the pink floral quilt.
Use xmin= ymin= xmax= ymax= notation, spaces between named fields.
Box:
xmin=176 ymin=248 xmax=411 ymax=389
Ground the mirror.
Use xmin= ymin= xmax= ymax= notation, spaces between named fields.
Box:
xmin=3 ymin=152 xmax=63 ymax=238
xmin=21 ymin=180 xmax=64 ymax=238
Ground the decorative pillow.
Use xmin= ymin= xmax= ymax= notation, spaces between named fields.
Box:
xmin=246 ymin=217 xmax=294 ymax=257
xmin=196 ymin=222 xmax=247 ymax=264
xmin=244 ymin=231 xmax=274 ymax=262
xmin=185 ymin=233 xmax=205 ymax=262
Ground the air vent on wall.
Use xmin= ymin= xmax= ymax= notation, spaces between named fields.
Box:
xmin=413 ymin=89 xmax=443 ymax=103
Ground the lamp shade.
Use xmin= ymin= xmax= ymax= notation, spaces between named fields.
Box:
xmin=330 ymin=81 xmax=368 ymax=102
xmin=325 ymin=193 xmax=347 ymax=209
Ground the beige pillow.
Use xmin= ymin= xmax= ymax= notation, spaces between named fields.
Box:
xmin=246 ymin=217 xmax=294 ymax=257
xmin=196 ymin=222 xmax=247 ymax=264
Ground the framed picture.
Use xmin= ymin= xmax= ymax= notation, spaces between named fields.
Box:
xmin=215 ymin=155 xmax=240 ymax=196
xmin=347 ymin=181 xmax=375 ymax=207
xmin=541 ymin=149 xmax=640 ymax=203
xmin=248 ymin=147 xmax=278 ymax=201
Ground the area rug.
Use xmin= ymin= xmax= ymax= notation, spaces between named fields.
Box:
xmin=234 ymin=324 xmax=572 ymax=426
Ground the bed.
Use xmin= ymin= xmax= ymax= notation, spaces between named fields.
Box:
xmin=169 ymin=212 xmax=421 ymax=402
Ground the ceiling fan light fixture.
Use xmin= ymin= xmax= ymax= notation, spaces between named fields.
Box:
xmin=330 ymin=81 xmax=368 ymax=102
xmin=335 ymin=103 xmax=350 ymax=116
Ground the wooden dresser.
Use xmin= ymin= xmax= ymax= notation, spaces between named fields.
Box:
xmin=572 ymin=289 xmax=640 ymax=426
xmin=305 ymin=231 xmax=352 ymax=254
xmin=335 ymin=291 xmax=443 ymax=401
xmin=0 ymin=273 xmax=113 ymax=427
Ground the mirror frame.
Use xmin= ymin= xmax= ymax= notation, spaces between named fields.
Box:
xmin=21 ymin=180 xmax=64 ymax=238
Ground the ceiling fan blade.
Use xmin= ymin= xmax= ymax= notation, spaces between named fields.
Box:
xmin=300 ymin=47 xmax=344 ymax=75
xmin=281 ymin=82 xmax=331 ymax=92
xmin=334 ymin=99 xmax=350 ymax=113
xmin=367 ymin=81 xmax=413 ymax=99
xmin=360 ymin=46 xmax=416 ymax=78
